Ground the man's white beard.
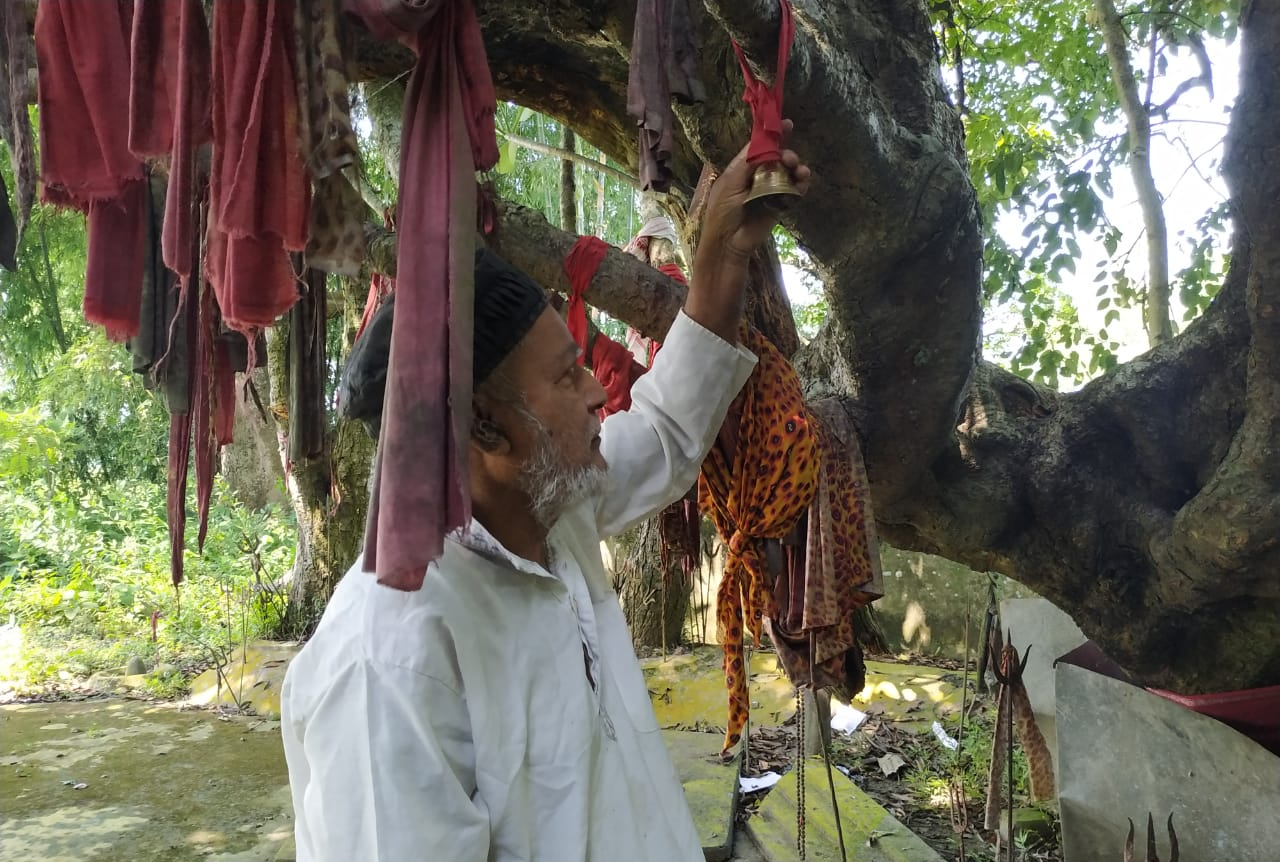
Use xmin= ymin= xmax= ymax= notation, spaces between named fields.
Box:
xmin=516 ymin=418 xmax=608 ymax=529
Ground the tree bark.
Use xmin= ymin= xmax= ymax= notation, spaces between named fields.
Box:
xmin=614 ymin=517 xmax=691 ymax=651
xmin=268 ymin=314 xmax=376 ymax=637
xmin=1095 ymin=0 xmax=1174 ymax=346
xmin=220 ymin=367 xmax=287 ymax=511
xmin=346 ymin=0 xmax=1280 ymax=692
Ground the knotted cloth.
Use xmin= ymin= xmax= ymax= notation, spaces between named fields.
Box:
xmin=730 ymin=0 xmax=795 ymax=166
xmin=563 ymin=236 xmax=611 ymax=364
xmin=699 ymin=326 xmax=819 ymax=754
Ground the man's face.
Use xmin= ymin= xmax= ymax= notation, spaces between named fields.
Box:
xmin=481 ymin=307 xmax=609 ymax=526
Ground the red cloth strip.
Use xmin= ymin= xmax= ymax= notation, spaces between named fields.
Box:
xmin=590 ymin=333 xmax=647 ymax=418
xmin=563 ymin=236 xmax=611 ymax=363
xmin=83 ymin=183 xmax=148 ymax=342
xmin=657 ymin=262 xmax=687 ymax=286
xmin=128 ymin=0 xmax=212 ymax=280
xmin=730 ymin=0 xmax=794 ymax=165
xmin=346 ymin=0 xmax=499 ymax=592
xmin=207 ymin=0 xmax=309 ymax=333
xmin=36 ymin=0 xmax=147 ymax=341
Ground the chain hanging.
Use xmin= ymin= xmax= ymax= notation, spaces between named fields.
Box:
xmin=795 ymin=685 xmax=806 ymax=859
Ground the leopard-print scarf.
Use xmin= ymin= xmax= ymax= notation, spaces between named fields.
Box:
xmin=699 ymin=326 xmax=819 ymax=754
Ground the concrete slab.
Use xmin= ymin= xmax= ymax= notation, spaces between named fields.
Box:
xmin=642 ymin=649 xmax=797 ymax=731
xmin=188 ymin=641 xmax=301 ymax=719
xmin=665 ymin=730 xmax=740 ymax=861
xmin=1056 ymin=662 xmax=1280 ymax=861
xmin=1000 ymin=597 xmax=1086 ymax=774
xmin=642 ymin=648 xmax=963 ymax=737
xmin=747 ymin=757 xmax=943 ymax=861
xmin=857 ymin=660 xmax=964 ymax=733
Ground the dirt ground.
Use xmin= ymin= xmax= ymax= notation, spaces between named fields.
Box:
xmin=0 ymin=697 xmax=292 ymax=862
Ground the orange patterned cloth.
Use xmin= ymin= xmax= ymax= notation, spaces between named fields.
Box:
xmin=699 ymin=327 xmax=819 ymax=753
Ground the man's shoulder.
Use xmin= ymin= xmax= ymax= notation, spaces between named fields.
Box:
xmin=293 ymin=556 xmax=466 ymax=675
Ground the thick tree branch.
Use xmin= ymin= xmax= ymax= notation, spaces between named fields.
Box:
xmin=364 ymin=200 xmax=689 ymax=342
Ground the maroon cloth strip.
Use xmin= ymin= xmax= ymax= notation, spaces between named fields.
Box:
xmin=166 ymin=273 xmax=198 ymax=587
xmin=625 ymin=0 xmax=706 ymax=191
xmin=128 ymin=0 xmax=212 ymax=280
xmin=207 ymin=0 xmax=309 ymax=333
xmin=346 ymin=0 xmax=498 ymax=591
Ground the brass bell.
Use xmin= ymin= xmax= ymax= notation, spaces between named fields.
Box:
xmin=743 ymin=161 xmax=802 ymax=206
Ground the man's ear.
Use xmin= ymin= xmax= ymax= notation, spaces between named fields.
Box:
xmin=471 ymin=400 xmax=510 ymax=453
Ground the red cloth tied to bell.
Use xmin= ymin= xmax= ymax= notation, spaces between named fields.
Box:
xmin=346 ymin=0 xmax=499 ymax=592
xmin=699 ymin=326 xmax=819 ymax=754
xmin=731 ymin=0 xmax=794 ymax=166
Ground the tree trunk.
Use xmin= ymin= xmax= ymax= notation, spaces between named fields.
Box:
xmin=268 ymin=313 xmax=376 ymax=637
xmin=348 ymin=1 xmax=1280 ymax=692
xmin=220 ymin=367 xmax=287 ymax=511
xmin=614 ymin=517 xmax=691 ymax=651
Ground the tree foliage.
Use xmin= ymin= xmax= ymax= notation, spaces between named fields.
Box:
xmin=933 ymin=0 xmax=1239 ymax=387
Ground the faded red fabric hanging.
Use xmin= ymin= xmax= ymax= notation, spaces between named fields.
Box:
xmin=626 ymin=0 xmax=706 ymax=191
xmin=657 ymin=262 xmax=687 ymax=286
xmin=731 ymin=0 xmax=794 ymax=166
xmin=207 ymin=0 xmax=309 ymax=334
xmin=347 ymin=0 xmax=499 ymax=592
xmin=35 ymin=0 xmax=146 ymax=342
xmin=193 ymin=277 xmax=228 ymax=554
xmin=128 ymin=0 xmax=212 ymax=280
xmin=563 ymin=236 xmax=611 ymax=362
xmin=699 ymin=326 xmax=819 ymax=754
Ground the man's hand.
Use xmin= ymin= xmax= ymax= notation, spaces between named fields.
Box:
xmin=684 ymin=121 xmax=811 ymax=343
xmin=698 ymin=119 xmax=811 ymax=262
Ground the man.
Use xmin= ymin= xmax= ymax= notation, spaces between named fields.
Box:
xmin=281 ymin=133 xmax=810 ymax=861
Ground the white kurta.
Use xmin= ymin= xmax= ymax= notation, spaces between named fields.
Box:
xmin=281 ymin=311 xmax=757 ymax=862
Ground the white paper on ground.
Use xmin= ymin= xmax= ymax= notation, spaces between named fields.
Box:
xmin=739 ymin=771 xmax=783 ymax=793
xmin=931 ymin=720 xmax=960 ymax=750
xmin=830 ymin=700 xmax=868 ymax=734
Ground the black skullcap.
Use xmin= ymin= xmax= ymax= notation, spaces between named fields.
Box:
xmin=337 ymin=249 xmax=548 ymax=435
xmin=473 ymin=247 xmax=549 ymax=386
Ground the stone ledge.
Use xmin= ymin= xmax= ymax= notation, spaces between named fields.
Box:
xmin=746 ymin=758 xmax=943 ymax=862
